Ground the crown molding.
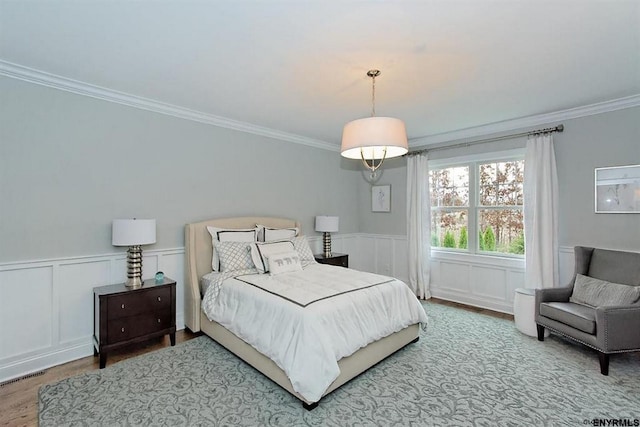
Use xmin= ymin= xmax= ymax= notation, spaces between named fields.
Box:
xmin=0 ymin=60 xmax=339 ymax=152
xmin=2 ymin=60 xmax=638 ymax=152
xmin=409 ymin=94 xmax=640 ymax=147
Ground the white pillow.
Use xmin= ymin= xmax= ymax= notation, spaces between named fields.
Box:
xmin=267 ymin=251 xmax=303 ymax=276
xmin=214 ymin=241 xmax=254 ymax=273
xmin=207 ymin=226 xmax=257 ymax=271
xmin=257 ymin=224 xmax=299 ymax=242
xmin=250 ymin=240 xmax=295 ymax=273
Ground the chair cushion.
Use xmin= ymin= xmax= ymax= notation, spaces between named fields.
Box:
xmin=570 ymin=274 xmax=640 ymax=307
xmin=539 ymin=302 xmax=596 ymax=334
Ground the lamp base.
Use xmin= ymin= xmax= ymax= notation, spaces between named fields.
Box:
xmin=125 ymin=245 xmax=144 ymax=289
xmin=323 ymin=232 xmax=332 ymax=258
xmin=125 ymin=277 xmax=143 ymax=289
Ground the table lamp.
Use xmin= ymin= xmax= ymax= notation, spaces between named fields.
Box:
xmin=315 ymin=216 xmax=339 ymax=257
xmin=112 ymin=219 xmax=156 ymax=288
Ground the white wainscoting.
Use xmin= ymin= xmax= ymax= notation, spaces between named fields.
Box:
xmin=0 ymin=248 xmax=185 ymax=383
xmin=0 ymin=234 xmax=574 ymax=383
xmin=429 ymin=251 xmax=526 ymax=314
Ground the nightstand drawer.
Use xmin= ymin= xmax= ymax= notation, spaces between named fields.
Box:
xmin=107 ymin=312 xmax=171 ymax=343
xmin=107 ymin=287 xmax=171 ymax=319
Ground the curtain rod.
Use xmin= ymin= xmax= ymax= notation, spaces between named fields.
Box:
xmin=406 ymin=124 xmax=564 ymax=156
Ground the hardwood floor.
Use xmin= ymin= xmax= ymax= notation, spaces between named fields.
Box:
xmin=0 ymin=299 xmax=511 ymax=427
xmin=0 ymin=330 xmax=200 ymax=427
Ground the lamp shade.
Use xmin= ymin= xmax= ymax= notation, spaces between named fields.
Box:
xmin=341 ymin=117 xmax=408 ymax=160
xmin=112 ymin=219 xmax=156 ymax=246
xmin=315 ymin=216 xmax=339 ymax=233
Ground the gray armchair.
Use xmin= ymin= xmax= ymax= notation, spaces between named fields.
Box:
xmin=535 ymin=246 xmax=640 ymax=375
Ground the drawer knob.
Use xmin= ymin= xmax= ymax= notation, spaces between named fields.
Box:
xmin=121 ymin=327 xmax=125 ymax=333
xmin=157 ymin=318 xmax=161 ymax=323
xmin=157 ymin=296 xmax=162 ymax=302
xmin=121 ymin=303 xmax=125 ymax=309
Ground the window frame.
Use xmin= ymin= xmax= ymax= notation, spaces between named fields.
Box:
xmin=429 ymin=149 xmax=525 ymax=259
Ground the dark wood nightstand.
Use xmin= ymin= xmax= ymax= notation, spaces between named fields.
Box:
xmin=314 ymin=253 xmax=349 ymax=268
xmin=93 ymin=277 xmax=176 ymax=369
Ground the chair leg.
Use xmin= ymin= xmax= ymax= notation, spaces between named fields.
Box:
xmin=536 ymin=324 xmax=545 ymax=341
xmin=598 ymin=352 xmax=609 ymax=376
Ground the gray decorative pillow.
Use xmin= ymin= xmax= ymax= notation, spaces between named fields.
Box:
xmin=570 ymin=274 xmax=640 ymax=307
xmin=290 ymin=236 xmax=317 ymax=267
xmin=214 ymin=241 xmax=254 ymax=273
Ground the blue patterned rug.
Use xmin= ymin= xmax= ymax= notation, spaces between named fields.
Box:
xmin=39 ymin=302 xmax=640 ymax=426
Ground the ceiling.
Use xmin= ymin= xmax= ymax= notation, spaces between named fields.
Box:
xmin=1 ymin=1 xmax=639 ymax=148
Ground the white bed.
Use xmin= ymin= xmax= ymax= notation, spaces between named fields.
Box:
xmin=185 ymin=216 xmax=426 ymax=409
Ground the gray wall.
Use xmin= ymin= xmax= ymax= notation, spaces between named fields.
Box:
xmin=2 ymin=75 xmax=638 ymax=263
xmin=554 ymin=107 xmax=640 ymax=251
xmin=0 ymin=77 xmax=360 ymax=262
xmin=356 ymin=157 xmax=408 ymax=235
xmin=357 ymin=106 xmax=640 ymax=251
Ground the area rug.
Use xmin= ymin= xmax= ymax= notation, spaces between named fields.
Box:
xmin=39 ymin=302 xmax=640 ymax=426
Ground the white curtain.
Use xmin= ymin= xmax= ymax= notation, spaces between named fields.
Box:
xmin=406 ymin=153 xmax=431 ymax=299
xmin=524 ymin=133 xmax=560 ymax=289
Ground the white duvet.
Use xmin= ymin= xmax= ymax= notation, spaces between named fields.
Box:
xmin=201 ymin=263 xmax=428 ymax=402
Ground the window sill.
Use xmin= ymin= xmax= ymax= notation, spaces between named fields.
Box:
xmin=430 ymin=249 xmax=525 ymax=269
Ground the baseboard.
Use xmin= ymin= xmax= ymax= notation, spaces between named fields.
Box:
xmin=430 ymin=289 xmax=514 ymax=315
xmin=0 ymin=340 xmax=92 ymax=384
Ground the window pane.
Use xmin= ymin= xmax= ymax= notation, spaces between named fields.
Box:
xmin=429 ymin=166 xmax=469 ymax=207
xmin=478 ymin=209 xmax=524 ymax=255
xmin=478 ymin=160 xmax=524 ymax=206
xmin=431 ymin=209 xmax=468 ymax=249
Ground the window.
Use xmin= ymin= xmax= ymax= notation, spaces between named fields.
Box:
xmin=429 ymin=157 xmax=525 ymax=256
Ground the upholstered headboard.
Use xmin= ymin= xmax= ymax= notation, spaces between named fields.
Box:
xmin=184 ymin=216 xmax=300 ymax=332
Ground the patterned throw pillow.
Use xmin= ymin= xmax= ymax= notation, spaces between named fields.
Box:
xmin=267 ymin=251 xmax=303 ymax=276
xmin=214 ymin=241 xmax=254 ymax=273
xmin=206 ymin=226 xmax=257 ymax=271
xmin=290 ymin=236 xmax=317 ymax=267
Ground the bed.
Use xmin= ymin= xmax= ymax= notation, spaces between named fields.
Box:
xmin=184 ymin=216 xmax=426 ymax=409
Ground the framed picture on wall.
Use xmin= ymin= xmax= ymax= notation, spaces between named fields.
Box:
xmin=595 ymin=164 xmax=640 ymax=213
xmin=372 ymin=185 xmax=391 ymax=212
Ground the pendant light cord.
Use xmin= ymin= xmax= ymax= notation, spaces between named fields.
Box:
xmin=371 ymin=74 xmax=376 ymax=117
xmin=367 ymin=69 xmax=380 ymax=117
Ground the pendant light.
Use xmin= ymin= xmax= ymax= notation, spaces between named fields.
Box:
xmin=341 ymin=69 xmax=408 ymax=179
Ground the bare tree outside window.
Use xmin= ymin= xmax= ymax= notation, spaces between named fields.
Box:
xmin=429 ymin=166 xmax=469 ymax=249
xmin=429 ymin=159 xmax=525 ymax=256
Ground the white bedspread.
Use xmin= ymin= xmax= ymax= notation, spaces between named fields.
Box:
xmin=201 ymin=264 xmax=428 ymax=402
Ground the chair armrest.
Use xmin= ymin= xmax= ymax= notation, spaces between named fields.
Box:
xmin=595 ymin=305 xmax=640 ymax=352
xmin=535 ymin=286 xmax=573 ymax=318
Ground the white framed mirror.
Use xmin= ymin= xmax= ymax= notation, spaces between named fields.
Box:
xmin=595 ymin=164 xmax=640 ymax=213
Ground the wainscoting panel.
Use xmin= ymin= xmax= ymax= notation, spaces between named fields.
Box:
xmin=58 ymin=260 xmax=111 ymax=345
xmin=393 ymin=238 xmax=409 ymax=284
xmin=439 ymin=262 xmax=472 ymax=293
xmin=0 ymin=266 xmax=54 ymax=359
xmin=353 ymin=236 xmax=376 ymax=273
xmin=472 ymin=266 xmax=507 ymax=301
